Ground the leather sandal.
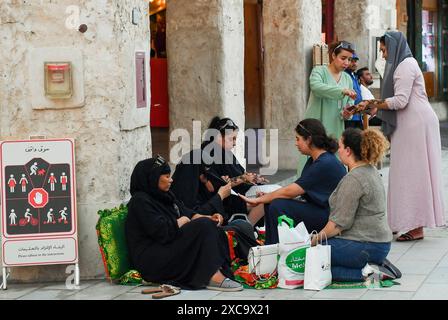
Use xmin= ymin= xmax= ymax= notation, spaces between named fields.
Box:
xmin=141 ymin=285 xmax=181 ymax=299
xmin=141 ymin=286 xmax=164 ymax=294
xmin=396 ymin=232 xmax=424 ymax=242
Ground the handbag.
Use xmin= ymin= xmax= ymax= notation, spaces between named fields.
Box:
xmin=248 ymin=244 xmax=279 ymax=276
xmin=304 ymin=231 xmax=332 ymax=291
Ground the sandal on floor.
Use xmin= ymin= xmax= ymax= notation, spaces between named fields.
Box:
xmin=396 ymin=232 xmax=424 ymax=242
xmin=141 ymin=285 xmax=181 ymax=299
xmin=141 ymin=286 xmax=164 ymax=294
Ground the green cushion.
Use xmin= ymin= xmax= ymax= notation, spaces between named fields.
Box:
xmin=96 ymin=205 xmax=132 ymax=280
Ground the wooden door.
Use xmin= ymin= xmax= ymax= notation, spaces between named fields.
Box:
xmin=150 ymin=58 xmax=169 ymax=128
xmin=244 ymin=0 xmax=264 ymax=129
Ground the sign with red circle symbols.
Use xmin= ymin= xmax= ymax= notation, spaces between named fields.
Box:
xmin=28 ymin=188 xmax=49 ymax=209
xmin=0 ymin=139 xmax=78 ymax=268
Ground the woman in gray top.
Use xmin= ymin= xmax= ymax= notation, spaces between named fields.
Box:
xmin=312 ymin=128 xmax=398 ymax=282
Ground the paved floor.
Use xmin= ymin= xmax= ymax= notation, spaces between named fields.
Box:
xmin=1 ymin=134 xmax=448 ymax=301
xmin=1 ymin=227 xmax=447 ymax=300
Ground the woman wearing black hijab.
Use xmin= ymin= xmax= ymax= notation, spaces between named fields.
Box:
xmin=171 ymin=149 xmax=232 ymax=221
xmin=201 ymin=117 xmax=261 ymax=220
xmin=125 ymin=156 xmax=243 ymax=291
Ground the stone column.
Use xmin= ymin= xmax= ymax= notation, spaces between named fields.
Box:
xmin=263 ymin=0 xmax=322 ymax=170
xmin=0 ymin=0 xmax=151 ymax=281
xmin=335 ymin=0 xmax=397 ymax=70
xmin=167 ymin=0 xmax=246 ymax=164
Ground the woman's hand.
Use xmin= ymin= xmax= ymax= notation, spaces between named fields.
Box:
xmin=239 ymin=194 xmax=260 ymax=207
xmin=211 ymin=213 xmax=224 ymax=226
xmin=255 ymin=175 xmax=269 ymax=185
xmin=217 ymin=182 xmax=232 ymax=200
xmin=222 ymin=176 xmax=231 ymax=183
xmin=356 ymin=100 xmax=370 ymax=112
xmin=243 ymin=173 xmax=258 ymax=185
xmin=368 ymin=107 xmax=378 ymax=117
xmin=311 ymin=234 xmax=319 ymax=247
xmin=342 ymin=105 xmax=356 ymax=120
xmin=192 ymin=213 xmax=223 ymax=226
xmin=191 ymin=213 xmax=206 ymax=220
xmin=177 ymin=216 xmax=191 ymax=228
xmin=342 ymin=89 xmax=357 ymax=100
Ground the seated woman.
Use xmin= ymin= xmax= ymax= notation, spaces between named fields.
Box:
xmin=312 ymin=128 xmax=397 ymax=282
xmin=240 ymin=119 xmax=347 ymax=244
xmin=200 ymin=117 xmax=265 ymax=220
xmin=125 ymin=156 xmax=243 ymax=291
xmin=171 ymin=150 xmax=232 ymax=222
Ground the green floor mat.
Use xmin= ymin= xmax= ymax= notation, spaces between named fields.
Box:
xmin=327 ymin=279 xmax=400 ymax=289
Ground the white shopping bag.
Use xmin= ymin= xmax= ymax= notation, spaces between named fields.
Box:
xmin=248 ymin=244 xmax=279 ymax=276
xmin=277 ymin=215 xmax=310 ymax=289
xmin=304 ymin=232 xmax=332 ymax=291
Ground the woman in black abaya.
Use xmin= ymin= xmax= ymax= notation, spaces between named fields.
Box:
xmin=201 ymin=117 xmax=260 ymax=220
xmin=171 ymin=149 xmax=231 ymax=221
xmin=125 ymin=156 xmax=243 ymax=291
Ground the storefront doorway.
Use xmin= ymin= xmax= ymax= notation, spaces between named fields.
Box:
xmin=422 ymin=1 xmax=438 ymax=97
xmin=407 ymin=0 xmax=448 ymax=101
xmin=149 ymin=0 xmax=169 ymax=160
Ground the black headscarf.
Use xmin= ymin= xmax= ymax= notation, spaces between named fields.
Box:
xmin=130 ymin=158 xmax=175 ymax=205
xmin=378 ymin=31 xmax=413 ymax=136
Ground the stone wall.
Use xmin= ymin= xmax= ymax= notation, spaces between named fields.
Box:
xmin=335 ymin=0 xmax=397 ymax=71
xmin=0 ymin=0 xmax=151 ymax=282
xmin=167 ymin=0 xmax=246 ymax=165
xmin=263 ymin=0 xmax=322 ymax=170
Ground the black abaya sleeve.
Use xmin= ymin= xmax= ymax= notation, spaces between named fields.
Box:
xmin=171 ymin=150 xmax=203 ymax=209
xmin=194 ymin=194 xmax=226 ymax=219
xmin=176 ymin=200 xmax=196 ymax=219
xmin=130 ymin=194 xmax=179 ymax=245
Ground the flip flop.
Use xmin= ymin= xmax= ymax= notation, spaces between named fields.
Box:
xmin=141 ymin=286 xmax=164 ymax=295
xmin=151 ymin=285 xmax=181 ymax=300
xmin=396 ymin=232 xmax=424 ymax=242
xmin=141 ymin=284 xmax=180 ymax=294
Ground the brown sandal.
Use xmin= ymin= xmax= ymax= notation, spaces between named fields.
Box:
xmin=141 ymin=285 xmax=181 ymax=299
xmin=396 ymin=232 xmax=424 ymax=242
xmin=141 ymin=286 xmax=164 ymax=295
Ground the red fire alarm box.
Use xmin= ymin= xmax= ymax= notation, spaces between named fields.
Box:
xmin=44 ymin=62 xmax=73 ymax=99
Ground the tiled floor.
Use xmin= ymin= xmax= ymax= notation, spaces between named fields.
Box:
xmin=1 ymin=150 xmax=448 ymax=300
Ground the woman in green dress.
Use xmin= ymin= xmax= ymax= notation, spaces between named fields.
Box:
xmin=298 ymin=41 xmax=357 ymax=174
